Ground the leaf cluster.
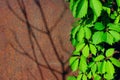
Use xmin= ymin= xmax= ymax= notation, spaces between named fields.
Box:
xmin=68 ymin=0 xmax=120 ymax=80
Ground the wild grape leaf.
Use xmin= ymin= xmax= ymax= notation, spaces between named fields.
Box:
xmin=90 ymin=0 xmax=102 ymax=21
xmin=67 ymin=76 xmax=76 ymax=80
xmin=94 ymin=22 xmax=105 ymax=30
xmin=109 ymin=30 xmax=120 ymax=42
xmin=92 ymin=31 xmax=104 ymax=44
xmin=106 ymin=48 xmax=114 ymax=57
xmin=82 ymin=45 xmax=89 ymax=57
xmin=84 ymin=27 xmax=92 ymax=40
xmin=110 ymin=57 xmax=120 ymax=68
xmin=94 ymin=55 xmax=105 ymax=61
xmin=76 ymin=0 xmax=88 ymax=18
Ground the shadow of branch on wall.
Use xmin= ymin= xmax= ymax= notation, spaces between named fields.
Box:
xmin=6 ymin=0 xmax=72 ymax=80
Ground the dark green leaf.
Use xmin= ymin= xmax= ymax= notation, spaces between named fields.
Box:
xmin=71 ymin=39 xmax=78 ymax=47
xmin=94 ymin=22 xmax=105 ymax=30
xmin=71 ymin=25 xmax=80 ymax=38
xmin=116 ymin=0 xmax=120 ymax=7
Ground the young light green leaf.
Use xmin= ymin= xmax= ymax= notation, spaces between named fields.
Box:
xmin=92 ymin=31 xmax=104 ymax=44
xmin=87 ymin=71 xmax=92 ymax=79
xmin=82 ymin=74 xmax=87 ymax=80
xmin=73 ymin=50 xmax=80 ymax=55
xmin=94 ymin=22 xmax=105 ymax=30
xmin=84 ymin=27 xmax=92 ymax=40
xmin=97 ymin=62 xmax=102 ymax=73
xmin=101 ymin=61 xmax=106 ymax=74
xmin=76 ymin=0 xmax=88 ymax=18
xmin=82 ymin=45 xmax=89 ymax=57
xmin=106 ymin=32 xmax=114 ymax=45
xmin=77 ymin=74 xmax=82 ymax=80
xmin=77 ymin=27 xmax=85 ymax=42
xmin=94 ymin=75 xmax=101 ymax=80
xmin=71 ymin=59 xmax=79 ymax=71
xmin=109 ymin=30 xmax=120 ymax=42
xmin=108 ymin=23 xmax=120 ymax=32
xmin=69 ymin=57 xmax=79 ymax=71
xmin=72 ymin=0 xmax=80 ymax=18
xmin=90 ymin=0 xmax=102 ymax=21
xmin=79 ymin=55 xmax=87 ymax=73
xmin=71 ymin=25 xmax=80 ymax=38
xmin=67 ymin=76 xmax=77 ymax=80
xmin=91 ymin=63 xmax=97 ymax=73
xmin=106 ymin=60 xmax=115 ymax=75
xmin=106 ymin=48 xmax=114 ymax=57
xmin=110 ymin=57 xmax=120 ymax=67
xmin=75 ymin=42 xmax=85 ymax=52
xmin=89 ymin=44 xmax=97 ymax=56
xmin=104 ymin=74 xmax=114 ymax=80
xmin=94 ymin=55 xmax=105 ymax=61
xmin=116 ymin=0 xmax=120 ymax=7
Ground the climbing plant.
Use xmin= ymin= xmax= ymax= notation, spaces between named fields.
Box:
xmin=67 ymin=0 xmax=120 ymax=80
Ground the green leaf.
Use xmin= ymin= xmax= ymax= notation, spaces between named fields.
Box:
xmin=106 ymin=48 xmax=114 ymax=57
xmin=71 ymin=25 xmax=80 ymax=39
xmin=109 ymin=30 xmax=120 ymax=42
xmin=72 ymin=0 xmax=80 ymax=18
xmin=89 ymin=44 xmax=97 ymax=56
xmin=79 ymin=55 xmax=87 ymax=73
xmin=106 ymin=60 xmax=115 ymax=75
xmin=67 ymin=76 xmax=76 ymax=80
xmin=90 ymin=0 xmax=102 ymax=21
xmin=94 ymin=75 xmax=101 ymax=80
xmin=103 ymin=6 xmax=111 ymax=15
xmin=104 ymin=74 xmax=114 ymax=80
xmin=116 ymin=0 xmax=120 ymax=7
xmin=108 ymin=23 xmax=120 ymax=32
xmin=92 ymin=31 xmax=104 ymax=44
xmin=71 ymin=39 xmax=78 ymax=47
xmin=82 ymin=74 xmax=87 ymax=80
xmin=69 ymin=0 xmax=75 ymax=11
xmin=69 ymin=57 xmax=79 ymax=71
xmin=101 ymin=61 xmax=106 ymax=74
xmin=97 ymin=62 xmax=102 ymax=73
xmin=82 ymin=45 xmax=89 ymax=57
xmin=73 ymin=50 xmax=80 ymax=55
xmin=94 ymin=22 xmax=105 ymax=30
xmin=75 ymin=42 xmax=85 ymax=52
xmin=94 ymin=55 xmax=105 ymax=61
xmin=88 ymin=62 xmax=95 ymax=68
xmin=87 ymin=71 xmax=92 ymax=79
xmin=77 ymin=27 xmax=85 ymax=42
xmin=76 ymin=0 xmax=88 ymax=18
xmin=110 ymin=57 xmax=120 ymax=67
xmin=77 ymin=74 xmax=82 ymax=80
xmin=84 ymin=27 xmax=92 ymax=40
xmin=91 ymin=63 xmax=97 ymax=73
xmin=106 ymin=32 xmax=114 ymax=45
